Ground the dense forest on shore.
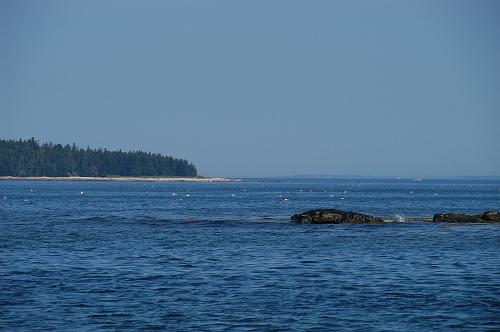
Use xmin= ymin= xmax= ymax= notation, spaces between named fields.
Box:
xmin=0 ymin=138 xmax=197 ymax=177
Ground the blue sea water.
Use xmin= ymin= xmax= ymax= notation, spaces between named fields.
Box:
xmin=1 ymin=178 xmax=499 ymax=331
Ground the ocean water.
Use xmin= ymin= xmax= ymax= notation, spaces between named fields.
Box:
xmin=1 ymin=178 xmax=499 ymax=331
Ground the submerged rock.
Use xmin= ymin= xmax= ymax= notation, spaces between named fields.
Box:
xmin=291 ymin=209 xmax=385 ymax=224
xmin=432 ymin=211 xmax=500 ymax=223
xmin=432 ymin=213 xmax=483 ymax=223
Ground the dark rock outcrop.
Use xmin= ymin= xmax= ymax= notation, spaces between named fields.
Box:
xmin=291 ymin=209 xmax=385 ymax=224
xmin=481 ymin=211 xmax=500 ymax=222
xmin=433 ymin=211 xmax=500 ymax=223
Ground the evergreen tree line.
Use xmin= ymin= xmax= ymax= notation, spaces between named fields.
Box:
xmin=0 ymin=138 xmax=198 ymax=177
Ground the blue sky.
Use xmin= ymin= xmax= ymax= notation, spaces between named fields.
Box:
xmin=1 ymin=0 xmax=499 ymax=177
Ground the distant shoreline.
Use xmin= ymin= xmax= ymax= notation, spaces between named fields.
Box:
xmin=0 ymin=176 xmax=239 ymax=183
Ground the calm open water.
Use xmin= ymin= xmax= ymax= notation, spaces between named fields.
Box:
xmin=1 ymin=178 xmax=499 ymax=331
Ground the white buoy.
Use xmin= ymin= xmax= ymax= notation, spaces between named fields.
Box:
xmin=80 ymin=191 xmax=84 ymax=195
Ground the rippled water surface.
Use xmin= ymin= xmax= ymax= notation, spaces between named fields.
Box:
xmin=1 ymin=178 xmax=499 ymax=331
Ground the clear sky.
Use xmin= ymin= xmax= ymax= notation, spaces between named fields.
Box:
xmin=1 ymin=0 xmax=499 ymax=177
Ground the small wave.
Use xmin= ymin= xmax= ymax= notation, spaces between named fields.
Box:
xmin=70 ymin=215 xmax=173 ymax=224
xmin=132 ymin=216 xmax=170 ymax=224
xmin=180 ymin=217 xmax=290 ymax=225
xmin=69 ymin=215 xmax=292 ymax=225
xmin=76 ymin=215 xmax=127 ymax=223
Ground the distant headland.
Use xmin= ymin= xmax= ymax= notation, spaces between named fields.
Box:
xmin=0 ymin=176 xmax=237 ymax=183
xmin=0 ymin=138 xmax=228 ymax=181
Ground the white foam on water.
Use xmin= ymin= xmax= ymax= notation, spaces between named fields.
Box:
xmin=383 ymin=215 xmax=407 ymax=223
xmin=395 ymin=214 xmax=406 ymax=223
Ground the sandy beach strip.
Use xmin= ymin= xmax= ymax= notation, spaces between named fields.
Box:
xmin=0 ymin=176 xmax=239 ymax=183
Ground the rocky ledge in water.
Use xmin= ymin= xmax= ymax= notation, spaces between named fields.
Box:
xmin=291 ymin=209 xmax=385 ymax=224
xmin=433 ymin=211 xmax=500 ymax=223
